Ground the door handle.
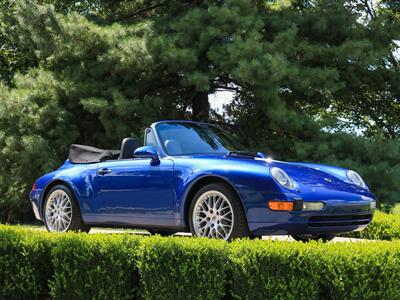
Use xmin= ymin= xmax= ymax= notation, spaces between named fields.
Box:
xmin=97 ymin=168 xmax=112 ymax=176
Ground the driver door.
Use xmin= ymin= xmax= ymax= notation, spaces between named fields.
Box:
xmin=93 ymin=156 xmax=175 ymax=227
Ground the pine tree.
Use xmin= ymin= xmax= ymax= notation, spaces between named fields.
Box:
xmin=0 ymin=0 xmax=400 ymax=221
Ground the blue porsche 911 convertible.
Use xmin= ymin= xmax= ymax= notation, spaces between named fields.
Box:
xmin=30 ymin=120 xmax=376 ymax=241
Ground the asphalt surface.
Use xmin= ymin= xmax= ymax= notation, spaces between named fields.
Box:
xmin=28 ymin=225 xmax=368 ymax=242
xmin=88 ymin=228 xmax=367 ymax=242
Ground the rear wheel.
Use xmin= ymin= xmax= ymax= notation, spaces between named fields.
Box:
xmin=291 ymin=233 xmax=335 ymax=242
xmin=44 ymin=184 xmax=90 ymax=233
xmin=189 ymin=183 xmax=249 ymax=241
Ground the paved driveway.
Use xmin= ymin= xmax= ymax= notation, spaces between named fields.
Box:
xmin=28 ymin=225 xmax=367 ymax=242
xmin=88 ymin=228 xmax=367 ymax=242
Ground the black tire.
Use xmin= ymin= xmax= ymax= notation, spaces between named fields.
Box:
xmin=189 ymin=183 xmax=250 ymax=241
xmin=291 ymin=233 xmax=335 ymax=242
xmin=43 ymin=184 xmax=91 ymax=233
xmin=148 ymin=229 xmax=176 ymax=236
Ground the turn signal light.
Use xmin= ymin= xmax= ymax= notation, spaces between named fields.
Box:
xmin=31 ymin=182 xmax=36 ymax=191
xmin=268 ymin=201 xmax=294 ymax=211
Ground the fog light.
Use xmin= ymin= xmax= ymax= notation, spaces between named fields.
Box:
xmin=370 ymin=201 xmax=376 ymax=210
xmin=268 ymin=201 xmax=294 ymax=211
xmin=302 ymin=202 xmax=324 ymax=211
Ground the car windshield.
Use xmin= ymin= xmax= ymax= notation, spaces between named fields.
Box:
xmin=155 ymin=122 xmax=246 ymax=156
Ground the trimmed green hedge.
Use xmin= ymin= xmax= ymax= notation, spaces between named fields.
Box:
xmin=0 ymin=226 xmax=56 ymax=299
xmin=139 ymin=236 xmax=228 ymax=300
xmin=1 ymin=225 xmax=400 ymax=299
xmin=230 ymin=240 xmax=400 ymax=300
xmin=342 ymin=211 xmax=400 ymax=240
xmin=50 ymin=234 xmax=141 ymax=300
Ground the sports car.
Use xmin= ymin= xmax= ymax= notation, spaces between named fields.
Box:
xmin=30 ymin=120 xmax=376 ymax=241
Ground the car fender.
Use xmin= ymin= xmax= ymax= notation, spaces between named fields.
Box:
xmin=171 ymin=158 xmax=284 ymax=226
xmin=178 ymin=172 xmax=246 ymax=225
xmin=37 ymin=161 xmax=98 ymax=219
xmin=39 ymin=178 xmax=80 ymax=217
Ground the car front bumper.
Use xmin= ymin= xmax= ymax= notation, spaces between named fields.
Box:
xmin=248 ymin=199 xmax=376 ymax=236
xmin=29 ymin=189 xmax=43 ymax=221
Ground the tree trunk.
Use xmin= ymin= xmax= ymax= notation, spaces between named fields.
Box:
xmin=192 ymin=91 xmax=209 ymax=121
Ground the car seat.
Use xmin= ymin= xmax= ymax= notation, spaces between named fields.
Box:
xmin=164 ymin=140 xmax=183 ymax=155
xmin=119 ymin=138 xmax=140 ymax=159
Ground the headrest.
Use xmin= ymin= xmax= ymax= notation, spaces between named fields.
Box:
xmin=164 ymin=140 xmax=182 ymax=155
xmin=119 ymin=138 xmax=140 ymax=159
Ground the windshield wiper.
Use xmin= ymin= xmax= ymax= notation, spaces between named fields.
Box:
xmin=227 ymin=151 xmax=256 ymax=158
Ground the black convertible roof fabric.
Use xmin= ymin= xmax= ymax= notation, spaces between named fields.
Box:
xmin=68 ymin=144 xmax=120 ymax=164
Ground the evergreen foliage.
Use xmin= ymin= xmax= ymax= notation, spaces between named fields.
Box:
xmin=343 ymin=211 xmax=400 ymax=240
xmin=0 ymin=0 xmax=399 ymax=221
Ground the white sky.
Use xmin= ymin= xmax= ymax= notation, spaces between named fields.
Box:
xmin=209 ymin=90 xmax=235 ymax=113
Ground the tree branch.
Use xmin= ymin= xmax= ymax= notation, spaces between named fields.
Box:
xmin=114 ymin=2 xmax=167 ymax=22
xmin=214 ymin=85 xmax=241 ymax=92
xmin=362 ymin=0 xmax=398 ymax=68
xmin=216 ymin=74 xmax=248 ymax=91
xmin=362 ymin=0 xmax=376 ymax=19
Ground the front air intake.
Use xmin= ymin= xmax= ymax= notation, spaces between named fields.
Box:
xmin=308 ymin=214 xmax=373 ymax=227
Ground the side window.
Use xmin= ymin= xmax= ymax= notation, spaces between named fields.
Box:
xmin=145 ymin=129 xmax=160 ymax=152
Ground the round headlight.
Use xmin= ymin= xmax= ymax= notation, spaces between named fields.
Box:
xmin=346 ymin=170 xmax=367 ymax=189
xmin=270 ymin=167 xmax=295 ymax=190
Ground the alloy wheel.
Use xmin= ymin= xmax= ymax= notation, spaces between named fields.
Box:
xmin=192 ymin=190 xmax=234 ymax=240
xmin=45 ymin=189 xmax=72 ymax=232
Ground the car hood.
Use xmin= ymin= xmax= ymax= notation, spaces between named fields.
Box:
xmin=270 ymin=161 xmax=346 ymax=185
xmin=263 ymin=160 xmax=371 ymax=195
xmin=219 ymin=155 xmax=370 ymax=194
xmin=172 ymin=154 xmax=371 ymax=195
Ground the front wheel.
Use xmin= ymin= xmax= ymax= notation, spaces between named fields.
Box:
xmin=291 ymin=234 xmax=335 ymax=242
xmin=189 ymin=183 xmax=249 ymax=241
xmin=44 ymin=184 xmax=90 ymax=233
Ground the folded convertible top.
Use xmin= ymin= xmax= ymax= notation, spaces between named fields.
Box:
xmin=68 ymin=144 xmax=120 ymax=164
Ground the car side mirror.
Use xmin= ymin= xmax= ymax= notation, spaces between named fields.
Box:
xmin=134 ymin=146 xmax=160 ymax=165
